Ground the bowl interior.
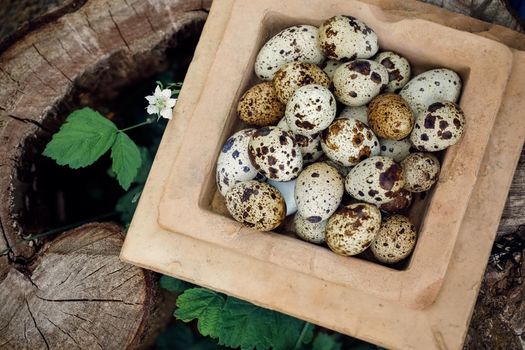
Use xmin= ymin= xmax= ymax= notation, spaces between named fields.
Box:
xmin=202 ymin=11 xmax=468 ymax=271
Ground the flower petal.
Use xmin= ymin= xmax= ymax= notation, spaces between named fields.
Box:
xmin=147 ymin=105 xmax=159 ymax=115
xmin=145 ymin=95 xmax=156 ymax=103
xmin=160 ymin=89 xmax=172 ymax=99
xmin=160 ymin=107 xmax=173 ymax=120
xmin=166 ymin=98 xmax=177 ymax=108
xmin=154 ymin=86 xmax=162 ymax=95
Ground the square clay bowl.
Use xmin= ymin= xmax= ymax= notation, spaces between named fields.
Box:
xmin=157 ymin=0 xmax=513 ymax=310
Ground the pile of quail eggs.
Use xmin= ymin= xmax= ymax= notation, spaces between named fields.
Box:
xmin=216 ymin=15 xmax=465 ymax=265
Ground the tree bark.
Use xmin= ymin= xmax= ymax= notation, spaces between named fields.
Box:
xmin=0 ymin=222 xmax=173 ymax=349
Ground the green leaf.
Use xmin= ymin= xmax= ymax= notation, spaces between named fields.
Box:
xmin=160 ymin=276 xmax=193 ymax=293
xmin=174 ymin=288 xmax=314 ymax=350
xmin=111 ymin=132 xmax=142 ymax=190
xmin=312 ymin=333 xmax=342 ymax=350
xmin=134 ymin=147 xmax=153 ymax=185
xmin=43 ymin=107 xmax=118 ymax=169
xmin=175 ymin=288 xmax=226 ymax=338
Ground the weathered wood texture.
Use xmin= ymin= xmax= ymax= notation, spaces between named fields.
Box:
xmin=0 ymin=0 xmax=209 ymax=261
xmin=421 ymin=0 xmax=524 ymax=32
xmin=0 ymin=222 xmax=173 ymax=349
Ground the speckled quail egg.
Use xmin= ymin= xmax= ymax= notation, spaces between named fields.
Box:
xmin=277 ymin=118 xmax=324 ymax=163
xmin=401 ymin=152 xmax=440 ymax=192
xmin=267 ymin=178 xmax=297 ymax=216
xmin=338 ymin=105 xmax=368 ymax=125
xmin=321 ymin=118 xmax=380 ymax=166
xmin=345 ymin=156 xmax=405 ymax=205
xmin=237 ymin=82 xmax=285 ymax=126
xmin=374 ymin=51 xmax=411 ymax=92
xmin=400 ymin=68 xmax=462 ymax=115
xmin=333 ymin=59 xmax=388 ymax=106
xmin=248 ymin=126 xmax=303 ymax=181
xmin=295 ymin=162 xmax=344 ymax=222
xmin=322 ymin=59 xmax=342 ymax=79
xmin=318 ymin=15 xmax=379 ymax=60
xmin=285 ymin=84 xmax=337 ymax=135
xmin=274 ymin=62 xmax=331 ymax=104
xmin=225 ymin=180 xmax=286 ymax=231
xmin=379 ymin=189 xmax=412 ymax=214
xmin=367 ymin=93 xmax=414 ymax=140
xmin=294 ymin=213 xmax=327 ymax=244
xmin=379 ymin=138 xmax=411 ymax=162
xmin=255 ymin=25 xmax=325 ymax=81
xmin=371 ymin=215 xmax=417 ymax=264
xmin=216 ymin=129 xmax=259 ymax=195
xmin=326 ymin=203 xmax=382 ymax=256
xmin=410 ymin=101 xmax=466 ymax=152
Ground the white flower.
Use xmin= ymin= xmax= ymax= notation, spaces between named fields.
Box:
xmin=145 ymin=86 xmax=177 ymax=120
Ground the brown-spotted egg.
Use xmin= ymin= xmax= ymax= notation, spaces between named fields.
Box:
xmin=248 ymin=126 xmax=303 ymax=181
xmin=285 ymin=84 xmax=337 ymax=135
xmin=321 ymin=118 xmax=380 ymax=166
xmin=379 ymin=189 xmax=412 ymax=214
xmin=333 ymin=59 xmax=388 ymax=106
xmin=225 ymin=180 xmax=286 ymax=231
xmin=379 ymin=138 xmax=411 ymax=162
xmin=318 ymin=15 xmax=379 ymax=60
xmin=374 ymin=51 xmax=411 ymax=92
xmin=400 ymin=68 xmax=462 ymax=115
xmin=371 ymin=215 xmax=417 ymax=263
xmin=274 ymin=62 xmax=331 ymax=104
xmin=345 ymin=156 xmax=405 ymax=205
xmin=326 ymin=203 xmax=382 ymax=256
xmin=255 ymin=25 xmax=325 ymax=81
xmin=367 ymin=93 xmax=414 ymax=140
xmin=294 ymin=213 xmax=327 ymax=244
xmin=295 ymin=162 xmax=344 ymax=223
xmin=237 ymin=82 xmax=285 ymax=126
xmin=401 ymin=152 xmax=440 ymax=192
xmin=410 ymin=101 xmax=466 ymax=152
xmin=216 ymin=129 xmax=259 ymax=196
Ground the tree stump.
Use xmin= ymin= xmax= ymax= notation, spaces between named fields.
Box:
xmin=0 ymin=0 xmax=209 ymax=347
xmin=0 ymin=222 xmax=171 ymax=349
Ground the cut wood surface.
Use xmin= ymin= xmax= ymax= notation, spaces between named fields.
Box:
xmin=0 ymin=222 xmax=173 ymax=349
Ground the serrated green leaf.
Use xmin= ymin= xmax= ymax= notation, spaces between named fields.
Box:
xmin=111 ymin=132 xmax=142 ymax=190
xmin=219 ymin=297 xmax=273 ymax=350
xmin=175 ymin=288 xmax=226 ymax=338
xmin=160 ymin=276 xmax=193 ymax=293
xmin=174 ymin=288 xmax=314 ymax=350
xmin=43 ymin=107 xmax=117 ymax=169
xmin=312 ymin=333 xmax=342 ymax=350
xmin=134 ymin=147 xmax=153 ymax=185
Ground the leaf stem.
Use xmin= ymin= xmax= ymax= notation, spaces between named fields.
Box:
xmin=119 ymin=118 xmax=155 ymax=132
xmin=294 ymin=321 xmax=312 ymax=349
xmin=0 ymin=212 xmax=118 ymax=257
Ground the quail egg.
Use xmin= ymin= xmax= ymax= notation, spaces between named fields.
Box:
xmin=216 ymin=129 xmax=259 ymax=195
xmin=274 ymin=62 xmax=331 ymax=104
xmin=371 ymin=215 xmax=417 ymax=264
xmin=379 ymin=189 xmax=412 ymax=214
xmin=268 ymin=178 xmax=297 ymax=216
xmin=400 ymin=68 xmax=462 ymax=115
xmin=225 ymin=180 xmax=286 ymax=231
xmin=248 ymin=126 xmax=303 ymax=181
xmin=374 ymin=51 xmax=411 ymax=92
xmin=237 ymin=82 xmax=285 ymax=126
xmin=294 ymin=213 xmax=327 ymax=244
xmin=345 ymin=156 xmax=405 ymax=205
xmin=333 ymin=59 xmax=388 ymax=106
xmin=410 ymin=101 xmax=466 ymax=152
xmin=255 ymin=25 xmax=325 ymax=81
xmin=367 ymin=93 xmax=414 ymax=140
xmin=295 ymin=162 xmax=344 ymax=222
xmin=401 ymin=152 xmax=440 ymax=192
xmin=321 ymin=118 xmax=380 ymax=166
xmin=322 ymin=59 xmax=343 ymax=79
xmin=285 ymin=84 xmax=337 ymax=135
xmin=318 ymin=15 xmax=379 ymax=60
xmin=326 ymin=203 xmax=382 ymax=256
